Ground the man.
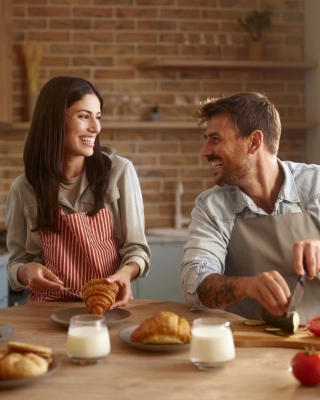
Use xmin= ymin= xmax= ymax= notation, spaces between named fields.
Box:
xmin=180 ymin=92 xmax=320 ymax=323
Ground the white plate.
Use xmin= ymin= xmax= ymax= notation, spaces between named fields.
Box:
xmin=51 ymin=306 xmax=131 ymax=328
xmin=0 ymin=356 xmax=61 ymax=389
xmin=0 ymin=324 xmax=14 ymax=341
xmin=118 ymin=325 xmax=190 ymax=352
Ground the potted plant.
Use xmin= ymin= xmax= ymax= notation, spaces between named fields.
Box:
xmin=238 ymin=10 xmax=273 ymax=60
xmin=151 ymin=104 xmax=161 ymax=121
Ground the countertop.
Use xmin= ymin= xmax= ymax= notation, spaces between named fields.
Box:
xmin=0 ymin=299 xmax=317 ymax=399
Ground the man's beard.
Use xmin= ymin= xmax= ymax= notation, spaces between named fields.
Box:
xmin=213 ymin=155 xmax=251 ymax=187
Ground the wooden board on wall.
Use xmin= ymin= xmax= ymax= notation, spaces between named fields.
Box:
xmin=0 ymin=0 xmax=12 ymax=128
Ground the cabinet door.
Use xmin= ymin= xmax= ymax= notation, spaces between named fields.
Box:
xmin=0 ymin=264 xmax=8 ymax=308
xmin=132 ymin=243 xmax=185 ymax=302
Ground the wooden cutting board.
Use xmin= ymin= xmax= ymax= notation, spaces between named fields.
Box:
xmin=231 ymin=320 xmax=320 ymax=349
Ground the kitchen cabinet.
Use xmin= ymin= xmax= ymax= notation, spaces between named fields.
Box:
xmin=0 ymin=1 xmax=12 ymax=128
xmin=132 ymin=242 xmax=185 ymax=302
xmin=0 ymin=255 xmax=9 ymax=308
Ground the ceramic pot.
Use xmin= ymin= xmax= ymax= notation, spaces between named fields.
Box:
xmin=247 ymin=40 xmax=265 ymax=61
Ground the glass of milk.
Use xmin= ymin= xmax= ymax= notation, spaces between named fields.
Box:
xmin=190 ymin=318 xmax=235 ymax=370
xmin=67 ymin=314 xmax=110 ymax=365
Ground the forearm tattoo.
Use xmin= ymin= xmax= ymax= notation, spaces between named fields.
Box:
xmin=198 ymin=275 xmax=242 ymax=309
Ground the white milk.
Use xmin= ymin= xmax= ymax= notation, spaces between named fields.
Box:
xmin=190 ymin=325 xmax=235 ymax=364
xmin=67 ymin=326 xmax=110 ymax=359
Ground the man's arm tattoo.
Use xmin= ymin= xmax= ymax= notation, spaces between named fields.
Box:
xmin=198 ymin=275 xmax=241 ymax=309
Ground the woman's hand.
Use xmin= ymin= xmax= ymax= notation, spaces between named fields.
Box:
xmin=106 ymin=262 xmax=140 ymax=309
xmin=17 ymin=262 xmax=64 ymax=293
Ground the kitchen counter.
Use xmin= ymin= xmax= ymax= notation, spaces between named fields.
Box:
xmin=146 ymin=227 xmax=188 ymax=244
xmin=0 ymin=299 xmax=317 ymax=399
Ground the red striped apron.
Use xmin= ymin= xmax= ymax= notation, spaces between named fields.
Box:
xmin=29 ymin=207 xmax=121 ymax=302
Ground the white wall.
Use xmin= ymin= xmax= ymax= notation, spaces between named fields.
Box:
xmin=305 ymin=0 xmax=320 ymax=164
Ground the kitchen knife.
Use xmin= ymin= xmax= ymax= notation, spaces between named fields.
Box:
xmin=63 ymin=287 xmax=82 ymax=299
xmin=286 ymin=270 xmax=306 ymax=318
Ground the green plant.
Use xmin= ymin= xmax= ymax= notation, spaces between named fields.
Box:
xmin=238 ymin=10 xmax=272 ymax=41
xmin=151 ymin=104 xmax=159 ymax=113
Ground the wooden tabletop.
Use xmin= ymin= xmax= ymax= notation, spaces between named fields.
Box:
xmin=0 ymin=299 xmax=318 ymax=399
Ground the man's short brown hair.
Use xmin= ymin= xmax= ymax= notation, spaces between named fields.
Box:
xmin=195 ymin=92 xmax=281 ymax=155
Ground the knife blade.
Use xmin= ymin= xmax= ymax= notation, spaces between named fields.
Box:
xmin=286 ymin=270 xmax=306 ymax=318
xmin=63 ymin=287 xmax=82 ymax=299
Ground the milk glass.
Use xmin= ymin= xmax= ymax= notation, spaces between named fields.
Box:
xmin=67 ymin=314 xmax=110 ymax=365
xmin=190 ymin=318 xmax=235 ymax=370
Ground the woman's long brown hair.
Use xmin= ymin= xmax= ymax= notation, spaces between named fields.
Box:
xmin=23 ymin=76 xmax=112 ymax=232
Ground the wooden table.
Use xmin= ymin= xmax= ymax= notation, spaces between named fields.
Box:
xmin=0 ymin=300 xmax=318 ymax=399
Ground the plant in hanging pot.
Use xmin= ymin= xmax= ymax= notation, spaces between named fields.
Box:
xmin=238 ymin=9 xmax=273 ymax=61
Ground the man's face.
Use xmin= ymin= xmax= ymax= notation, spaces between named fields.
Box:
xmin=200 ymin=113 xmax=251 ymax=187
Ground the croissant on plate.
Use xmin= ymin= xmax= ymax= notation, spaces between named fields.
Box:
xmin=131 ymin=311 xmax=191 ymax=344
xmin=81 ymin=279 xmax=119 ymax=315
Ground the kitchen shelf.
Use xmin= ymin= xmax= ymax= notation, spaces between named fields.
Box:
xmin=137 ymin=58 xmax=318 ymax=71
xmin=8 ymin=120 xmax=318 ymax=131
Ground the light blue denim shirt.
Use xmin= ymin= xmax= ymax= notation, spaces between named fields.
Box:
xmin=180 ymin=159 xmax=320 ymax=310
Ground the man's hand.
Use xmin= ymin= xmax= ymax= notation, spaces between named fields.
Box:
xmin=244 ymin=271 xmax=291 ymax=316
xmin=198 ymin=271 xmax=291 ymax=316
xmin=293 ymin=239 xmax=320 ymax=279
xmin=18 ymin=262 xmax=64 ymax=293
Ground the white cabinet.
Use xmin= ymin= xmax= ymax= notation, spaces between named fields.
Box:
xmin=132 ymin=242 xmax=185 ymax=302
xmin=0 ymin=255 xmax=9 ymax=308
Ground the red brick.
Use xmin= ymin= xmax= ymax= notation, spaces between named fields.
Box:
xmin=73 ymin=57 xmax=113 ymax=67
xmin=27 ymin=6 xmax=69 ymax=17
xmin=73 ymin=32 xmax=113 ymax=42
xmin=73 ymin=7 xmax=113 ymax=18
xmin=13 ymin=19 xmax=46 ymax=29
xmin=137 ymin=20 xmax=177 ymax=30
xmin=117 ymin=8 xmax=157 ymax=18
xmin=94 ymin=20 xmax=134 ymax=30
xmin=116 ymin=33 xmax=157 ymax=43
xmin=94 ymin=69 xmax=135 ymax=79
xmin=94 ymin=44 xmax=135 ymax=55
xmin=160 ymin=9 xmax=200 ymax=19
xmin=50 ymin=19 xmax=91 ymax=29
xmin=29 ymin=31 xmax=70 ymax=41
xmin=49 ymin=44 xmax=91 ymax=54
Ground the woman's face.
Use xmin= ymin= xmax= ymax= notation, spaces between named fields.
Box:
xmin=64 ymin=93 xmax=101 ymax=162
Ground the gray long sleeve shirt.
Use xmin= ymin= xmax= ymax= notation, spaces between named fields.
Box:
xmin=6 ymin=147 xmax=150 ymax=291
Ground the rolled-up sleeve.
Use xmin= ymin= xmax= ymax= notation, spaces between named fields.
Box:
xmin=180 ymin=194 xmax=232 ymax=309
xmin=117 ymin=161 xmax=150 ymax=280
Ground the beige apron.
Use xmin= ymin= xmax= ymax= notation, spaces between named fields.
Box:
xmin=225 ymin=200 xmax=320 ymax=323
xmin=29 ymin=207 xmax=121 ymax=302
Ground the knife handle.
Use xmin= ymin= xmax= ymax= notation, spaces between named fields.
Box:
xmin=298 ymin=261 xmax=307 ymax=286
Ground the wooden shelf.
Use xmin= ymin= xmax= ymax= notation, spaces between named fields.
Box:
xmin=137 ymin=58 xmax=318 ymax=71
xmin=9 ymin=120 xmax=318 ymax=131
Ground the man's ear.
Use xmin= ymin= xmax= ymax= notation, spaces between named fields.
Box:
xmin=249 ymin=130 xmax=263 ymax=154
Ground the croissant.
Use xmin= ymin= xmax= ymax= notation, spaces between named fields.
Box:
xmin=81 ymin=279 xmax=119 ymax=315
xmin=131 ymin=311 xmax=191 ymax=344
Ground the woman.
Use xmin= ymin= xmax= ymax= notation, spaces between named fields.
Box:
xmin=5 ymin=76 xmax=150 ymax=308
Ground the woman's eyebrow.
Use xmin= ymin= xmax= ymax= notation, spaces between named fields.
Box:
xmin=77 ymin=109 xmax=101 ymax=114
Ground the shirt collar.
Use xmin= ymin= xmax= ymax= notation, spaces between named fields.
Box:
xmin=233 ymin=158 xmax=300 ymax=214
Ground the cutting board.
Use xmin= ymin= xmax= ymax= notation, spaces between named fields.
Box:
xmin=231 ymin=320 xmax=320 ymax=350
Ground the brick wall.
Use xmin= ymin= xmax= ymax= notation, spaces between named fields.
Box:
xmin=0 ymin=0 xmax=307 ymax=230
